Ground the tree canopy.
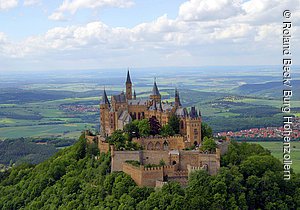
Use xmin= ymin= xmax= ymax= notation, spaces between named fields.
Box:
xmin=0 ymin=136 xmax=299 ymax=209
xmin=201 ymin=137 xmax=217 ymax=152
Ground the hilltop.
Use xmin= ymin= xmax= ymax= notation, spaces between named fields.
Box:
xmin=0 ymin=134 xmax=300 ymax=209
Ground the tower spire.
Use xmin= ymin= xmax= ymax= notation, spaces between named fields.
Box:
xmin=126 ymin=68 xmax=132 ymax=84
xmin=133 ymin=90 xmax=136 ymax=100
xmin=175 ymin=88 xmax=181 ymax=107
xmin=101 ymin=87 xmax=110 ymax=105
xmin=152 ymin=78 xmax=160 ymax=96
xmin=125 ymin=69 xmax=132 ymax=100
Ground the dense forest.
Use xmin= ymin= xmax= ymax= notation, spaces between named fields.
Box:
xmin=0 ymin=135 xmax=300 ymax=209
xmin=0 ymin=138 xmax=77 ymax=166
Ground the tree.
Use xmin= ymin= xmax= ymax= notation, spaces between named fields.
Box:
xmin=201 ymin=137 xmax=217 ymax=152
xmin=168 ymin=114 xmax=180 ymax=134
xmin=137 ymin=119 xmax=151 ymax=137
xmin=124 ymin=120 xmax=140 ymax=139
xmin=160 ymin=124 xmax=175 ymax=137
xmin=107 ymin=130 xmax=126 ymax=150
xmin=149 ymin=116 xmax=161 ymax=136
xmin=201 ymin=122 xmax=213 ymax=140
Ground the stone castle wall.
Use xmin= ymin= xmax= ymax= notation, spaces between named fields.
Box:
xmin=122 ymin=163 xmax=143 ymax=186
xmin=111 ymin=150 xmax=142 ymax=171
xmin=98 ymin=139 xmax=110 ymax=153
xmin=133 ymin=135 xmax=188 ymax=151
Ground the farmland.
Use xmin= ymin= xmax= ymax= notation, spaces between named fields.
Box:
xmin=253 ymin=141 xmax=300 ymax=173
xmin=0 ymin=66 xmax=299 ymax=140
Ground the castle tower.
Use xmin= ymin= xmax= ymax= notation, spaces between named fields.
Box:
xmin=186 ymin=106 xmax=202 ymax=146
xmin=100 ymin=88 xmax=110 ymax=136
xmin=150 ymin=78 xmax=161 ymax=103
xmin=126 ymin=70 xmax=132 ymax=100
xmin=133 ymin=90 xmax=136 ymax=100
xmin=175 ymin=88 xmax=181 ymax=107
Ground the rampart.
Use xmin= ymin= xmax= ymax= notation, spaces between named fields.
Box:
xmin=132 ymin=135 xmax=188 ymax=150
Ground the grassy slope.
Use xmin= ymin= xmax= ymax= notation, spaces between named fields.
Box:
xmin=253 ymin=141 xmax=300 ymax=173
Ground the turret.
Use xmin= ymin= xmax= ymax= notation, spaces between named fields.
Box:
xmin=175 ymin=88 xmax=181 ymax=107
xmin=126 ymin=69 xmax=132 ymax=100
xmin=133 ymin=90 xmax=136 ymax=100
xmin=100 ymin=88 xmax=110 ymax=136
xmin=150 ymin=78 xmax=161 ymax=103
xmin=186 ymin=106 xmax=202 ymax=145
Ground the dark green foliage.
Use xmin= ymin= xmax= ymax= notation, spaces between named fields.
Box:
xmin=168 ymin=114 xmax=180 ymax=134
xmin=124 ymin=120 xmax=140 ymax=139
xmin=124 ymin=119 xmax=151 ymax=138
xmin=201 ymin=122 xmax=213 ymax=140
xmin=160 ymin=124 xmax=175 ymax=137
xmin=107 ymin=130 xmax=141 ymax=151
xmin=137 ymin=119 xmax=151 ymax=137
xmin=125 ymin=160 xmax=140 ymax=167
xmin=201 ymin=137 xmax=217 ymax=152
xmin=221 ymin=141 xmax=271 ymax=166
xmin=0 ymin=138 xmax=300 ymax=209
xmin=0 ymin=138 xmax=58 ymax=166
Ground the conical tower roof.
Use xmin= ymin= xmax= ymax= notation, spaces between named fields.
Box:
xmin=152 ymin=78 xmax=160 ymax=96
xmin=175 ymin=88 xmax=181 ymax=106
xmin=126 ymin=69 xmax=132 ymax=84
xmin=101 ymin=88 xmax=110 ymax=105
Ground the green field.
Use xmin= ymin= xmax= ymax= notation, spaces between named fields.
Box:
xmin=0 ymin=69 xmax=299 ymax=140
xmin=253 ymin=141 xmax=300 ymax=173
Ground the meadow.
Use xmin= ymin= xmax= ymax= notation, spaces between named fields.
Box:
xmin=0 ymin=67 xmax=299 ymax=140
xmin=253 ymin=141 xmax=300 ymax=173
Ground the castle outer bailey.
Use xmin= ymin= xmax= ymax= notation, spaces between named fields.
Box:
xmin=86 ymin=70 xmax=228 ymax=188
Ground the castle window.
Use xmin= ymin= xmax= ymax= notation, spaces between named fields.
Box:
xmin=147 ymin=142 xmax=153 ymax=150
xmin=194 ymin=129 xmax=198 ymax=135
xmin=163 ymin=141 xmax=169 ymax=150
xmin=172 ymin=161 xmax=177 ymax=165
xmin=155 ymin=142 xmax=161 ymax=150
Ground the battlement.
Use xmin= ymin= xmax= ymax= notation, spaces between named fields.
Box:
xmin=133 ymin=135 xmax=186 ymax=150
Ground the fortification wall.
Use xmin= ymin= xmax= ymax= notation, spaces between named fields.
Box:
xmin=142 ymin=150 xmax=169 ymax=165
xmin=98 ymin=140 xmax=110 ymax=153
xmin=179 ymin=150 xmax=220 ymax=175
xmin=133 ymin=135 xmax=186 ymax=151
xmin=178 ymin=150 xmax=199 ymax=170
xmin=122 ymin=163 xmax=143 ymax=186
xmin=141 ymin=167 xmax=164 ymax=187
xmin=85 ymin=135 xmax=95 ymax=144
xmin=111 ymin=150 xmax=141 ymax=171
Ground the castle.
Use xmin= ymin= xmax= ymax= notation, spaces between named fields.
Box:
xmin=86 ymin=70 xmax=227 ymax=187
xmin=100 ymin=70 xmax=202 ymax=146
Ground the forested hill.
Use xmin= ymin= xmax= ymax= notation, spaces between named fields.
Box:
xmin=0 ymin=135 xmax=300 ymax=209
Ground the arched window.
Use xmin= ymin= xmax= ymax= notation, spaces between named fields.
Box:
xmin=155 ymin=142 xmax=161 ymax=150
xmin=147 ymin=142 xmax=153 ymax=150
xmin=163 ymin=141 xmax=169 ymax=150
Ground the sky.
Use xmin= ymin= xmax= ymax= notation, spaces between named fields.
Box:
xmin=0 ymin=0 xmax=299 ymax=72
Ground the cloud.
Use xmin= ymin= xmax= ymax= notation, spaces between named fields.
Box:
xmin=0 ymin=0 xmax=18 ymax=10
xmin=23 ymin=0 xmax=40 ymax=6
xmin=49 ymin=0 xmax=134 ymax=21
xmin=1 ymin=0 xmax=300 ymax=71
xmin=48 ymin=12 xmax=67 ymax=21
xmin=178 ymin=0 xmax=243 ymax=21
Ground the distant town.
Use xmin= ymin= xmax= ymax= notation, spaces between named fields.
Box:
xmin=217 ymin=117 xmax=300 ymax=140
